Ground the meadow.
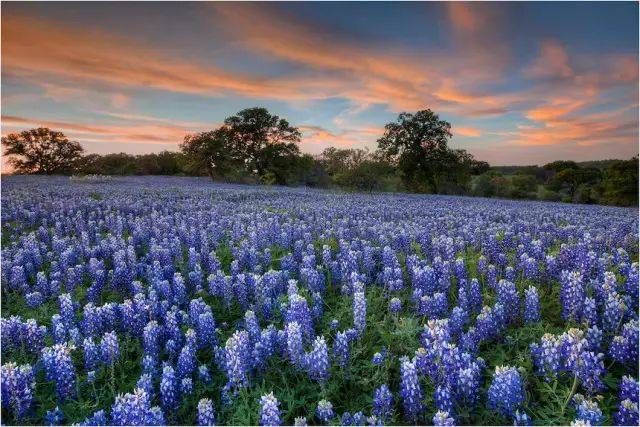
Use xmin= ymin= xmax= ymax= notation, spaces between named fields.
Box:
xmin=1 ymin=175 xmax=638 ymax=426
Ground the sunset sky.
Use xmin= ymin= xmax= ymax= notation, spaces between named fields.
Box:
xmin=2 ymin=2 xmax=638 ymax=167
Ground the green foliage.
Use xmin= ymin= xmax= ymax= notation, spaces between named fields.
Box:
xmin=601 ymin=157 xmax=639 ymax=206
xmin=376 ymin=109 xmax=474 ymax=194
xmin=2 ymin=128 xmax=84 ymax=175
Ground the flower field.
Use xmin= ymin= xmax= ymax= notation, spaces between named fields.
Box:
xmin=1 ymin=175 xmax=638 ymax=426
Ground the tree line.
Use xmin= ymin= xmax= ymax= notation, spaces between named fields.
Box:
xmin=2 ymin=107 xmax=637 ymax=206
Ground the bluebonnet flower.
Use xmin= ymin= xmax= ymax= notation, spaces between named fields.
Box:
xmin=496 ymin=280 xmax=519 ymax=323
xmin=432 ymin=410 xmax=455 ymax=426
xmin=294 ymin=416 xmax=308 ymax=426
xmin=316 ymin=399 xmax=334 ymax=422
xmin=1 ymin=362 xmax=35 ymax=420
xmin=487 ymin=366 xmax=524 ymax=419
xmin=372 ymin=352 xmax=385 ymax=365
xmin=389 ymin=297 xmax=402 ymax=314
xmin=329 ymin=319 xmax=340 ymax=330
xmin=177 ymin=343 xmax=196 ymax=380
xmin=524 ymin=285 xmax=540 ymax=324
xmin=610 ymin=320 xmax=638 ymax=367
xmin=603 ymin=291 xmax=626 ymax=336
xmin=341 ymin=412 xmax=354 ymax=425
xmin=434 ymin=385 xmax=455 ymax=414
xmin=198 ymin=398 xmax=216 ymax=426
xmin=400 ymin=357 xmax=424 ymax=423
xmin=224 ymin=330 xmax=250 ymax=387
xmin=614 ymin=376 xmax=639 ymax=425
xmin=286 ymin=294 xmax=314 ymax=342
xmin=160 ymin=365 xmax=178 ymax=411
xmin=198 ymin=364 xmax=212 ymax=384
xmin=530 ymin=333 xmax=561 ymax=380
xmin=333 ymin=330 xmax=351 ymax=367
xmin=87 ymin=370 xmax=96 ymax=384
xmin=259 ymin=392 xmax=282 ymax=426
xmin=457 ymin=360 xmax=483 ymax=406
xmin=25 ymin=291 xmax=44 ymax=308
xmin=45 ymin=406 xmax=64 ymax=426
xmin=136 ymin=373 xmax=154 ymax=398
xmin=143 ymin=320 xmax=162 ymax=357
xmin=111 ymin=388 xmax=165 ymax=425
xmin=181 ymin=377 xmax=193 ymax=395
xmin=100 ymin=331 xmax=119 ymax=365
xmin=372 ymin=384 xmax=393 ymax=421
xmin=353 ymin=288 xmax=367 ymax=336
xmin=83 ymin=337 xmax=99 ymax=370
xmin=305 ymin=336 xmax=329 ymax=383
xmin=572 ymin=394 xmax=603 ymax=426
xmin=77 ymin=410 xmax=108 ymax=426
xmin=560 ymin=271 xmax=584 ymax=322
xmin=513 ymin=410 xmax=531 ymax=426
xmin=581 ymin=297 xmax=598 ymax=327
xmin=449 ymin=306 xmax=468 ymax=337
xmin=42 ymin=343 xmax=77 ymax=402
xmin=286 ymin=321 xmax=304 ymax=368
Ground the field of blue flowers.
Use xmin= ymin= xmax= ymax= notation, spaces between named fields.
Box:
xmin=1 ymin=175 xmax=638 ymax=426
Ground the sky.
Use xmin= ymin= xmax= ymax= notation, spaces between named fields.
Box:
xmin=2 ymin=1 xmax=638 ymax=168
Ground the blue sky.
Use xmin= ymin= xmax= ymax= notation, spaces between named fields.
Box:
xmin=2 ymin=2 xmax=638 ymax=167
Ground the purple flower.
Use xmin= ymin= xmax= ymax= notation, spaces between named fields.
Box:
xmin=353 ymin=288 xmax=367 ymax=336
xmin=42 ymin=343 xmax=77 ymax=402
xmin=389 ymin=297 xmax=402 ymax=314
xmin=111 ymin=388 xmax=165 ymax=426
xmin=372 ymin=384 xmax=393 ymax=421
xmin=100 ymin=331 xmax=119 ymax=365
xmin=524 ymin=285 xmax=540 ymax=324
xmin=487 ymin=366 xmax=524 ymax=419
xmin=259 ymin=392 xmax=282 ymax=426
xmin=224 ymin=330 xmax=250 ymax=387
xmin=400 ymin=357 xmax=424 ymax=423
xmin=333 ymin=331 xmax=351 ymax=367
xmin=560 ymin=271 xmax=584 ymax=322
xmin=1 ymin=362 xmax=35 ymax=420
xmin=160 ymin=365 xmax=178 ymax=411
xmin=305 ymin=336 xmax=329 ymax=383
xmin=433 ymin=410 xmax=455 ymax=426
xmin=316 ymin=399 xmax=334 ymax=422
xmin=198 ymin=398 xmax=216 ymax=426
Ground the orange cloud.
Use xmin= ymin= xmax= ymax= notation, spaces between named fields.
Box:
xmin=299 ymin=125 xmax=382 ymax=154
xmin=1 ymin=115 xmax=205 ymax=147
xmin=525 ymin=40 xmax=574 ymax=80
xmin=456 ymin=127 xmax=482 ymax=137
xmin=2 ymin=14 xmax=333 ymax=102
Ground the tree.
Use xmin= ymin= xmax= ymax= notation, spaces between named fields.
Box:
xmin=180 ymin=128 xmax=241 ymax=180
xmin=376 ymin=109 xmax=453 ymax=193
xmin=223 ymin=107 xmax=302 ymax=182
xmin=543 ymin=160 xmax=579 ymax=173
xmin=2 ymin=128 xmax=84 ymax=174
xmin=510 ymin=174 xmax=538 ymax=199
xmin=319 ymin=147 xmax=370 ymax=178
xmin=470 ymin=160 xmax=490 ymax=175
xmin=601 ymin=157 xmax=638 ymax=206
xmin=550 ymin=167 xmax=601 ymax=200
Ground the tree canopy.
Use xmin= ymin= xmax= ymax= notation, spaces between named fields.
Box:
xmin=2 ymin=128 xmax=84 ymax=174
xmin=376 ymin=109 xmax=472 ymax=193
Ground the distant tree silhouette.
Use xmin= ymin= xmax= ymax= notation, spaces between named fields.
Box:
xmin=2 ymin=128 xmax=84 ymax=174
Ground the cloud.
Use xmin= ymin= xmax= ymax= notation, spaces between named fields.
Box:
xmin=2 ymin=13 xmax=334 ymax=103
xmin=299 ymin=125 xmax=382 ymax=154
xmin=455 ymin=127 xmax=482 ymax=138
xmin=525 ymin=40 xmax=574 ymax=80
xmin=1 ymin=115 xmax=205 ymax=147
